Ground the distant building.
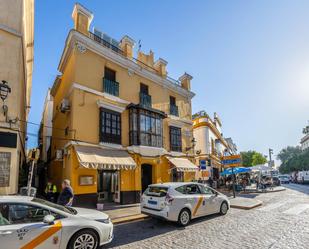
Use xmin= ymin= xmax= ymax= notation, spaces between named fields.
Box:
xmin=0 ymin=0 xmax=34 ymax=195
xmin=38 ymin=89 xmax=53 ymax=163
xmin=193 ymin=111 xmax=229 ymax=181
xmin=301 ymin=123 xmax=309 ymax=150
xmin=225 ymin=137 xmax=237 ymax=155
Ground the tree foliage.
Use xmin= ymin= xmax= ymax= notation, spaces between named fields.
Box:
xmin=278 ymin=146 xmax=309 ymax=173
xmin=240 ymin=150 xmax=267 ymax=166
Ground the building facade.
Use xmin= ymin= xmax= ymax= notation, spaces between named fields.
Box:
xmin=49 ymin=4 xmax=196 ymax=206
xmin=193 ymin=111 xmax=230 ymax=182
xmin=0 ymin=0 xmax=34 ymax=194
xmin=301 ymin=123 xmax=309 ymax=151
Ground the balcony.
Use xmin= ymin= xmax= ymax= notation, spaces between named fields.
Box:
xmin=170 ymin=104 xmax=179 ymax=116
xmin=103 ymin=78 xmax=119 ymax=96
xmin=89 ymin=32 xmax=123 ymax=55
xmin=139 ymin=92 xmax=152 ymax=108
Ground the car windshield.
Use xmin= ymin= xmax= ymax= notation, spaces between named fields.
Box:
xmin=144 ymin=186 xmax=168 ymax=197
xmin=32 ymin=198 xmax=77 ymax=215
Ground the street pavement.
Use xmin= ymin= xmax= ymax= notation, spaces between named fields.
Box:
xmin=104 ymin=184 xmax=309 ymax=249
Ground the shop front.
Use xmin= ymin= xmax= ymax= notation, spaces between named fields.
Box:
xmin=69 ymin=144 xmax=137 ymax=206
xmin=166 ymin=157 xmax=198 ymax=182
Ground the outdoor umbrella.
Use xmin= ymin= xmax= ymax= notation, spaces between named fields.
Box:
xmin=220 ymin=167 xmax=251 ymax=176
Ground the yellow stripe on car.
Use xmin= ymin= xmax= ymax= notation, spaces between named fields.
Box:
xmin=21 ymin=221 xmax=62 ymax=249
xmin=193 ymin=197 xmax=203 ymax=217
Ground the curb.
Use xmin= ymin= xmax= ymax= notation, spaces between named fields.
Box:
xmin=230 ymin=201 xmax=262 ymax=210
xmin=112 ymin=214 xmax=149 ymax=224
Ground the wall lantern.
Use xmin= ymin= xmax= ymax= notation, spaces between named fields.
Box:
xmin=0 ymin=80 xmax=11 ymax=117
xmin=0 ymin=80 xmax=11 ymax=101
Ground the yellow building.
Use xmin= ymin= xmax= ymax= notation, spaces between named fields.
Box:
xmin=49 ymin=3 xmax=196 ymax=206
xmin=193 ymin=111 xmax=229 ymax=184
xmin=0 ymin=0 xmax=34 ymax=194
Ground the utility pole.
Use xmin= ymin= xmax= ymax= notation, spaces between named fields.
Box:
xmin=268 ymin=148 xmax=273 ymax=167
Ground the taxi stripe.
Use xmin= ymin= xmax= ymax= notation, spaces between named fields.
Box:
xmin=193 ymin=196 xmax=203 ymax=217
xmin=20 ymin=221 xmax=62 ymax=249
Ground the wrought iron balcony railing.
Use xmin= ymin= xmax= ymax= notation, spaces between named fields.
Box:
xmin=103 ymin=78 xmax=119 ymax=96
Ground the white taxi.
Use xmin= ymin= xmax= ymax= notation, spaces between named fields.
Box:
xmin=0 ymin=196 xmax=113 ymax=249
xmin=141 ymin=182 xmax=230 ymax=226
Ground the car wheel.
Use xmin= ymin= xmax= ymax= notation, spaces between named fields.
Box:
xmin=178 ymin=208 xmax=191 ymax=226
xmin=68 ymin=229 xmax=99 ymax=249
xmin=220 ymin=202 xmax=229 ymax=215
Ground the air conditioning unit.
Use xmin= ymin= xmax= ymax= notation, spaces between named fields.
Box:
xmin=60 ymin=99 xmax=70 ymax=113
xmin=55 ymin=149 xmax=63 ymax=160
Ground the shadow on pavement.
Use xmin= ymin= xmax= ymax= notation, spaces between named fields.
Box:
xmin=283 ymin=183 xmax=309 ymax=195
xmin=103 ymin=214 xmax=221 ymax=248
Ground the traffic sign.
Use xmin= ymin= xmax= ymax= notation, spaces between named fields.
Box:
xmin=221 ymin=155 xmax=241 ymax=167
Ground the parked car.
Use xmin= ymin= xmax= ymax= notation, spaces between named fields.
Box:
xmin=297 ymin=171 xmax=309 ymax=184
xmin=0 ymin=196 xmax=113 ymax=249
xmin=141 ymin=182 xmax=230 ymax=226
xmin=278 ymin=175 xmax=290 ymax=184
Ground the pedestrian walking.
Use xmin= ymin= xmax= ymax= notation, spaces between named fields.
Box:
xmin=57 ymin=179 xmax=74 ymax=206
xmin=45 ymin=180 xmax=57 ymax=203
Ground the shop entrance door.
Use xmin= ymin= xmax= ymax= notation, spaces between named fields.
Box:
xmin=98 ymin=170 xmax=120 ymax=203
xmin=141 ymin=164 xmax=152 ymax=193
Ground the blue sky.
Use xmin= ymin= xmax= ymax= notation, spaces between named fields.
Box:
xmin=29 ymin=0 xmax=309 ymax=161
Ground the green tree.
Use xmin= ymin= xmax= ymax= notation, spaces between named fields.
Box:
xmin=240 ymin=150 xmax=267 ymax=166
xmin=278 ymin=146 xmax=309 ymax=173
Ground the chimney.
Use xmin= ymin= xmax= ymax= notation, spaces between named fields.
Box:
xmin=72 ymin=3 xmax=93 ymax=35
xmin=179 ymin=73 xmax=193 ymax=90
xmin=120 ymin=35 xmax=135 ymax=59
xmin=154 ymin=58 xmax=168 ymax=77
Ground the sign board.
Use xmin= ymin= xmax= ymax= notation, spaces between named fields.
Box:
xmin=0 ymin=152 xmax=11 ymax=187
xmin=199 ymin=160 xmax=207 ymax=170
xmin=222 ymin=155 xmax=241 ymax=167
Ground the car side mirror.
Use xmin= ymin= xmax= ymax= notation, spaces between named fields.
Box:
xmin=43 ymin=214 xmax=55 ymax=225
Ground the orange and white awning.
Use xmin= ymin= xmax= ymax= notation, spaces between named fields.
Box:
xmin=167 ymin=157 xmax=198 ymax=172
xmin=74 ymin=145 xmax=136 ymax=170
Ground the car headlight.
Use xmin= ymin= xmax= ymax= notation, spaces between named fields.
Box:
xmin=96 ymin=217 xmax=111 ymax=224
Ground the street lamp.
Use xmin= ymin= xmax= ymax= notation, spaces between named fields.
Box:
xmin=0 ymin=80 xmax=11 ymax=117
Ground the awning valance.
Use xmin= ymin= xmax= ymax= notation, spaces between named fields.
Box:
xmin=74 ymin=145 xmax=136 ymax=170
xmin=167 ymin=157 xmax=198 ymax=172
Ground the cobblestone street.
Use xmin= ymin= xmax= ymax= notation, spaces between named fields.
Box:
xmin=106 ymin=184 xmax=309 ymax=249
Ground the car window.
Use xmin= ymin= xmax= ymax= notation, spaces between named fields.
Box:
xmin=0 ymin=204 xmax=10 ymax=226
xmin=198 ymin=185 xmax=214 ymax=195
xmin=175 ymin=184 xmax=201 ymax=195
xmin=145 ymin=186 xmax=168 ymax=197
xmin=8 ymin=204 xmax=52 ymax=224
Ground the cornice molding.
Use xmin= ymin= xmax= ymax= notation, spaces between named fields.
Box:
xmin=58 ymin=30 xmax=195 ymax=99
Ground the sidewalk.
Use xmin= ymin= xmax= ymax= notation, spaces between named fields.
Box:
xmin=229 ymin=196 xmax=262 ymax=210
xmin=104 ymin=205 xmax=147 ymax=224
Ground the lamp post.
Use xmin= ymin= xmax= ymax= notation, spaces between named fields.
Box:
xmin=0 ymin=80 xmax=11 ymax=117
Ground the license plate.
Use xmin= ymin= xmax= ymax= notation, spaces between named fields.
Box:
xmin=148 ymin=200 xmax=157 ymax=205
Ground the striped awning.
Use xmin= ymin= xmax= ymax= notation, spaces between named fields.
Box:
xmin=74 ymin=145 xmax=136 ymax=170
xmin=167 ymin=157 xmax=198 ymax=172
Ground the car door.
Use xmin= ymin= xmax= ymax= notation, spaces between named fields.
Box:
xmin=198 ymin=185 xmax=218 ymax=215
xmin=0 ymin=203 xmax=21 ymax=249
xmin=6 ymin=203 xmax=63 ymax=249
xmin=182 ymin=184 xmax=205 ymax=218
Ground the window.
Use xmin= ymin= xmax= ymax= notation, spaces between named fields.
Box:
xmin=169 ymin=96 xmax=179 ymax=116
xmin=198 ymin=185 xmax=214 ymax=195
xmin=0 ymin=204 xmax=58 ymax=225
xmin=129 ymin=106 xmax=164 ymax=147
xmin=170 ymin=96 xmax=176 ymax=105
xmin=175 ymin=184 xmax=201 ymax=195
xmin=103 ymin=67 xmax=119 ymax=96
xmin=170 ymin=126 xmax=182 ymax=152
xmin=140 ymin=83 xmax=149 ymax=94
xmin=104 ymin=67 xmax=116 ymax=81
xmin=100 ymin=108 xmax=121 ymax=144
